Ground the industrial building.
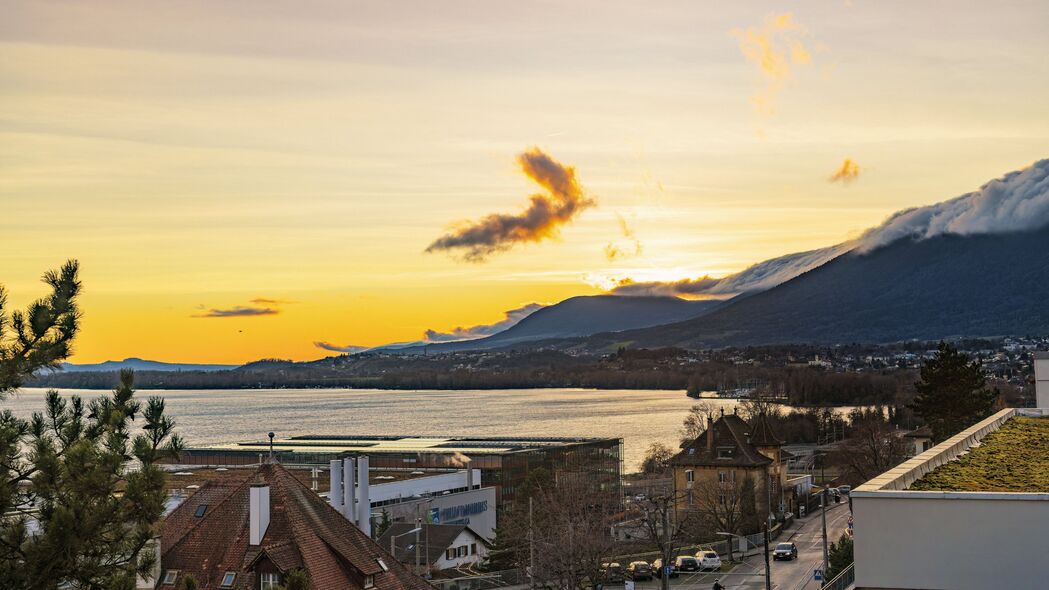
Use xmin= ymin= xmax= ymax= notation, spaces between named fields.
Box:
xmin=176 ymin=435 xmax=624 ymax=513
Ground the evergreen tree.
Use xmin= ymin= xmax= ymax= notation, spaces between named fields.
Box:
xmin=278 ymin=569 xmax=309 ymax=590
xmin=738 ymin=475 xmax=759 ymax=535
xmin=909 ymin=342 xmax=998 ymax=442
xmin=824 ymin=533 xmax=854 ymax=581
xmin=1 ymin=263 xmax=184 ymax=589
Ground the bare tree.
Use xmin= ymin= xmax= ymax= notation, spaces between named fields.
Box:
xmin=680 ymin=401 xmax=719 ymax=444
xmin=831 ymin=417 xmax=910 ymax=485
xmin=640 ymin=442 xmax=675 ymax=475
xmin=634 ymin=492 xmax=696 ymax=590
xmin=689 ymin=476 xmax=756 ymax=560
xmin=736 ymin=394 xmax=782 ymax=423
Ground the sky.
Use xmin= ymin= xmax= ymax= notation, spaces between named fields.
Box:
xmin=2 ymin=1 xmax=1048 ymax=363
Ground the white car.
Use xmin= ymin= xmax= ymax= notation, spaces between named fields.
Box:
xmin=695 ymin=550 xmax=721 ymax=571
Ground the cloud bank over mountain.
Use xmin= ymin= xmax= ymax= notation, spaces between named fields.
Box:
xmin=424 ymin=302 xmax=544 ymax=342
xmin=612 ymin=158 xmax=1049 ymax=298
xmin=856 ymin=158 xmax=1049 ymax=252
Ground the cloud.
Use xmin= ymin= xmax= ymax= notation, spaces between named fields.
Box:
xmin=194 ymin=296 xmax=289 ymax=318
xmin=426 ymin=148 xmax=596 ymax=261
xmin=604 ymin=213 xmax=643 ymax=261
xmin=610 ymin=276 xmax=722 ymax=298
xmin=829 ymin=158 xmax=861 ymax=184
xmin=314 ymin=342 xmax=369 ymax=354
xmin=195 ymin=305 xmax=279 ymax=318
xmin=857 ymin=158 xmax=1049 ymax=252
xmin=424 ymin=302 xmax=544 ymax=342
xmin=731 ymin=13 xmax=813 ymax=117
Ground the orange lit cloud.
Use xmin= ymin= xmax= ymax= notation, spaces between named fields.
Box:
xmin=426 ymin=148 xmax=596 ymax=262
xmin=829 ymin=158 xmax=861 ymax=184
xmin=604 ymin=213 xmax=642 ymax=261
xmin=732 ymin=13 xmax=813 ymax=117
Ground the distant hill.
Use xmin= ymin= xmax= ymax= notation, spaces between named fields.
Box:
xmin=401 ymin=295 xmax=723 ymax=353
xmin=60 ymin=357 xmax=238 ymax=373
xmin=580 ymin=227 xmax=1049 ymax=350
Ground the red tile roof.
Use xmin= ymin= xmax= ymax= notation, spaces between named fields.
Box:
xmin=160 ymin=462 xmax=433 ymax=590
xmin=669 ymin=414 xmax=775 ymax=468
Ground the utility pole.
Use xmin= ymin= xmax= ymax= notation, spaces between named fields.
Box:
xmin=762 ymin=523 xmax=771 ymax=590
xmin=415 ymin=517 xmax=422 ymax=576
xmin=528 ymin=496 xmax=536 ymax=590
xmin=820 ymin=489 xmax=830 ymax=574
xmin=662 ymin=502 xmax=672 ymax=590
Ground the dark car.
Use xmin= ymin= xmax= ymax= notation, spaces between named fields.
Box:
xmin=674 ymin=556 xmax=700 ymax=572
xmin=626 ymin=561 xmax=653 ymax=581
xmin=651 ymin=558 xmax=678 ymax=579
xmin=601 ymin=562 xmax=625 ymax=583
xmin=772 ymin=542 xmax=798 ymax=561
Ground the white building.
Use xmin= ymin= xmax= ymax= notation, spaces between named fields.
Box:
xmin=852 ymin=407 xmax=1049 ymax=590
xmin=378 ymin=523 xmax=491 ymax=572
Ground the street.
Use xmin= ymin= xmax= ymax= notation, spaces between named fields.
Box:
xmin=623 ymin=502 xmax=852 ymax=590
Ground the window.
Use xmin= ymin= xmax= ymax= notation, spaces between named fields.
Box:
xmin=718 ymin=471 xmax=736 ymax=483
xmin=161 ymin=570 xmax=179 ymax=585
xmin=456 ymin=545 xmax=468 ymax=558
xmin=717 ymin=447 xmax=733 ymax=459
xmin=446 ymin=548 xmax=455 ymax=560
xmin=364 ymin=575 xmax=375 ymax=589
xmin=260 ymin=573 xmax=281 ymax=590
xmin=685 ymin=470 xmax=694 ymax=486
xmin=220 ymin=572 xmax=236 ymax=588
xmin=718 ymin=494 xmax=726 ymax=506
xmin=194 ymin=504 xmax=208 ymax=518
xmin=376 ymin=558 xmax=389 ymax=572
xmin=470 ymin=543 xmax=477 ymax=555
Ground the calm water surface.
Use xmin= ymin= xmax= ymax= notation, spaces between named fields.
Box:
xmin=7 ymin=388 xmax=733 ymax=471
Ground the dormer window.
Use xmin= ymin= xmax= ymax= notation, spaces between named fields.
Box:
xmin=364 ymin=574 xmax=375 ymax=589
xmin=717 ymin=447 xmax=733 ymax=459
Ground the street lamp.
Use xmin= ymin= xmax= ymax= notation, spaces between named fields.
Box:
xmin=390 ymin=527 xmax=422 ymax=573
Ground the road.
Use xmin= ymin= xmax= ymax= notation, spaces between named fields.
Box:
xmin=624 ymin=502 xmax=852 ymax=590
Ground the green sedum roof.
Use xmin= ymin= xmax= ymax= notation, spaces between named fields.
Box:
xmin=910 ymin=417 xmax=1049 ymax=493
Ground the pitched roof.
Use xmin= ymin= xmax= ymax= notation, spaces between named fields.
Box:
xmin=669 ymin=414 xmax=773 ymax=468
xmin=904 ymin=425 xmax=933 ymax=438
xmin=160 ymin=462 xmax=432 ymax=590
xmin=748 ymin=413 xmax=785 ymax=446
xmin=377 ymin=524 xmax=490 ymax=566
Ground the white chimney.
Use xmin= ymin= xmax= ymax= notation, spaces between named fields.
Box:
xmin=342 ymin=457 xmax=357 ymax=523
xmin=1035 ymin=352 xmax=1049 ymax=408
xmin=329 ymin=459 xmax=343 ymax=511
xmin=356 ymin=455 xmax=371 ymax=537
xmin=249 ymin=482 xmax=270 ymax=545
xmin=466 ymin=468 xmax=476 ymax=490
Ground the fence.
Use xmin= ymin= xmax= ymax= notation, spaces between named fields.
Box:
xmin=821 ymin=563 xmax=854 ymax=590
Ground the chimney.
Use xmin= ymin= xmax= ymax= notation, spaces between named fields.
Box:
xmin=706 ymin=416 xmax=715 ymax=449
xmin=1035 ymin=352 xmax=1049 ymax=408
xmin=356 ymin=455 xmax=371 ymax=537
xmin=249 ymin=481 xmax=270 ymax=545
xmin=342 ymin=457 xmax=357 ymax=523
xmin=466 ymin=468 xmax=476 ymax=490
xmin=329 ymin=459 xmax=343 ymax=511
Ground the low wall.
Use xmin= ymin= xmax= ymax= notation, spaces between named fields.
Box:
xmin=852 ymin=408 xmax=1049 ymax=590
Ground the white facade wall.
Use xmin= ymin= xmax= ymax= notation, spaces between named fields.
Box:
xmin=370 ymin=469 xmax=479 ymax=504
xmin=853 ymin=408 xmax=1049 ymax=590
xmin=384 ymin=486 xmax=497 ymax=540
xmin=432 ymin=530 xmax=488 ymax=571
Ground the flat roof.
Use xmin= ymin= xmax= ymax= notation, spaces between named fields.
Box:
xmin=909 ymin=416 xmax=1049 ymax=493
xmin=163 ymin=465 xmax=450 ymax=494
xmin=193 ymin=435 xmax=621 ymax=456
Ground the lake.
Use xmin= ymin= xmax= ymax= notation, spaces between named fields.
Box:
xmin=3 ymin=387 xmax=854 ymax=471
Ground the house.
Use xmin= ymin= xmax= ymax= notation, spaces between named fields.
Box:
xmin=377 ymin=523 xmax=490 ymax=573
xmin=158 ymin=461 xmax=432 ymax=590
xmin=669 ymin=412 xmax=788 ymax=521
xmin=902 ymin=425 xmax=933 ymax=456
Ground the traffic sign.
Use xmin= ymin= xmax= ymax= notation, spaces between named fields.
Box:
xmin=814 ymin=569 xmax=823 ymax=581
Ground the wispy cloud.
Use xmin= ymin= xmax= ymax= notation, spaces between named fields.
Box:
xmin=194 ymin=297 xmax=288 ymax=318
xmin=426 ymin=148 xmax=596 ymax=262
xmin=731 ymin=13 xmax=813 ymax=119
xmin=314 ymin=341 xmax=369 ymax=354
xmin=195 ymin=305 xmax=279 ymax=318
xmin=424 ymin=303 xmax=544 ymax=342
xmin=604 ymin=213 xmax=643 ymax=261
xmin=829 ymin=158 xmax=861 ymax=184
xmin=609 ymin=276 xmax=722 ymax=298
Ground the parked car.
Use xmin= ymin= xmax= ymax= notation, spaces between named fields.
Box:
xmin=601 ymin=562 xmax=625 ymax=583
xmin=838 ymin=485 xmax=851 ymax=496
xmin=694 ymin=550 xmax=722 ymax=571
xmin=626 ymin=561 xmax=653 ymax=581
xmin=651 ymin=558 xmax=678 ymax=578
xmin=674 ymin=556 xmax=700 ymax=572
xmin=772 ymin=542 xmax=798 ymax=561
